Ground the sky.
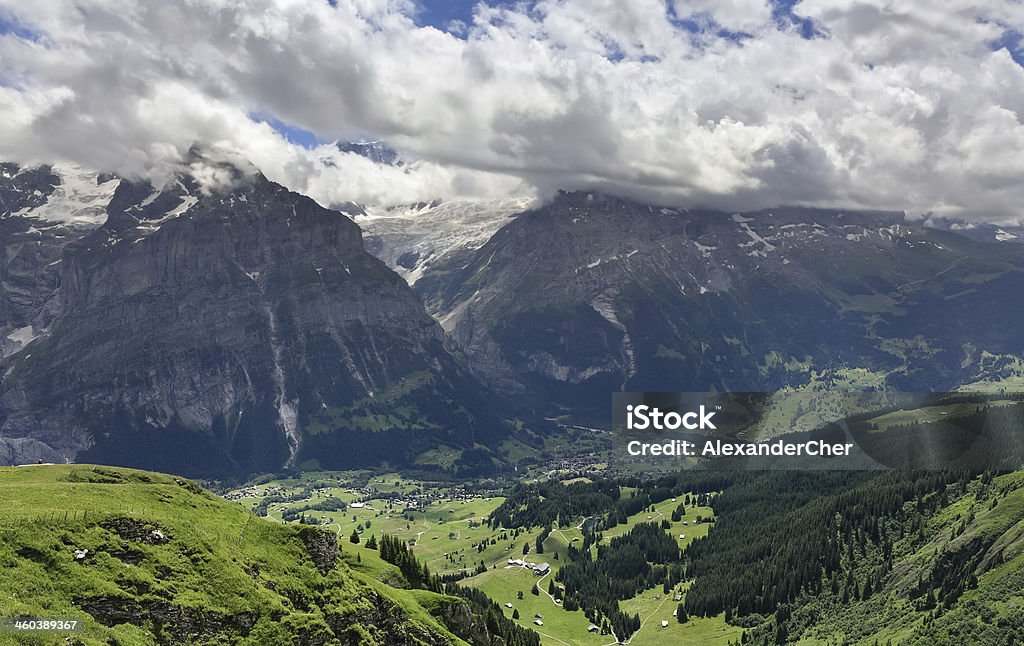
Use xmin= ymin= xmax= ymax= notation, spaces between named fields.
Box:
xmin=0 ymin=1 xmax=1023 ymax=222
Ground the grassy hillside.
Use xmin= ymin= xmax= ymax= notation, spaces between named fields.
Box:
xmin=715 ymin=471 xmax=1024 ymax=646
xmin=792 ymin=471 xmax=1024 ymax=646
xmin=0 ymin=465 xmax=488 ymax=646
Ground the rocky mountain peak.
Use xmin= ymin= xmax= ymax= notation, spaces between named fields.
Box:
xmin=0 ymin=164 xmax=520 ymax=475
xmin=337 ymin=140 xmax=404 ymax=167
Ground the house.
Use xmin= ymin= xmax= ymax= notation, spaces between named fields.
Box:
xmin=533 ymin=562 xmax=550 ymax=575
xmin=587 ymin=625 xmax=600 ymax=632
xmin=504 ymin=603 xmax=513 ymax=609
xmin=534 ymin=614 xmax=544 ymax=619
xmin=661 ymin=620 xmax=669 ymax=628
xmin=534 ymin=620 xmax=544 ymax=626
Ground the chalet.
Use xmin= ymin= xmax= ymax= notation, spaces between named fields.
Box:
xmin=533 ymin=562 xmax=550 ymax=575
xmin=587 ymin=625 xmax=600 ymax=632
xmin=534 ymin=620 xmax=544 ymax=626
xmin=661 ymin=620 xmax=669 ymax=628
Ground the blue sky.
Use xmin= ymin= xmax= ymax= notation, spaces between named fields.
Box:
xmin=411 ymin=0 xmax=513 ymax=31
xmin=0 ymin=10 xmax=40 ymax=41
xmin=251 ymin=114 xmax=326 ymax=149
xmin=993 ymin=29 xmax=1024 ymax=67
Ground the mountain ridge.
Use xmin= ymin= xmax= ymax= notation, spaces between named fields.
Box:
xmin=410 ymin=192 xmax=1024 ymax=419
xmin=0 ymin=163 xmax=529 ymax=476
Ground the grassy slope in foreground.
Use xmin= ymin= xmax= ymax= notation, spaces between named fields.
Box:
xmin=795 ymin=470 xmax=1024 ymax=646
xmin=0 ymin=464 xmax=472 ymax=646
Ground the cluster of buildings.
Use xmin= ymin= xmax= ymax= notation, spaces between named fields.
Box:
xmin=223 ymin=484 xmax=285 ymax=501
xmin=506 ymin=558 xmax=550 ymax=575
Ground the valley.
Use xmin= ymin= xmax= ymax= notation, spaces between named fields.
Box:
xmin=222 ymin=470 xmax=729 ymax=646
xmin=214 ymin=454 xmax=1024 ymax=646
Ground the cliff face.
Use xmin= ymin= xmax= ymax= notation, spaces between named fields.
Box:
xmin=0 ymin=165 xmax=513 ymax=476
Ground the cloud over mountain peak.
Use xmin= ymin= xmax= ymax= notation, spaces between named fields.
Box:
xmin=0 ymin=0 xmax=1022 ymax=220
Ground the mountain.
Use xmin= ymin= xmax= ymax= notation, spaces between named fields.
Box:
xmin=0 ymin=163 xmax=117 ymax=361
xmin=0 ymin=463 xmax=532 ymax=645
xmin=413 ymin=192 xmax=1024 ymax=419
xmin=923 ymin=215 xmax=1024 ymax=245
xmin=0 ymin=164 xmax=123 ymax=464
xmin=337 ymin=141 xmax=405 ymax=167
xmin=0 ymin=163 xmax=524 ymax=477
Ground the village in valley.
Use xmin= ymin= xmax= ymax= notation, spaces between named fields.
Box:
xmin=223 ymin=470 xmax=744 ymax=645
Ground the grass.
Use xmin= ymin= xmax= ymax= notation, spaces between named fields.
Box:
xmin=469 ymin=566 xmax=607 ymax=646
xmin=867 ymin=399 xmax=1020 ymax=431
xmin=0 ymin=465 xmax=467 ymax=646
xmin=236 ymin=470 xmax=738 ymax=645
xmin=619 ymin=586 xmax=741 ymax=646
xmin=462 ymin=494 xmax=723 ymax=646
xmin=601 ymin=496 xmax=714 ymax=548
xmin=792 ymin=471 xmax=1024 ymax=645
xmin=232 ymin=471 xmax=512 ymax=577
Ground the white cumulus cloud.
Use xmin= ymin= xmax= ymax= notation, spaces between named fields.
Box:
xmin=0 ymin=0 xmax=1021 ymax=220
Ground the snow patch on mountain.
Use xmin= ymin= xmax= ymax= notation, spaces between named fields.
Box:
xmin=2 ymin=325 xmax=39 ymax=359
xmin=737 ymin=220 xmax=777 ymax=257
xmin=590 ymin=294 xmax=636 ymax=390
xmin=12 ymin=165 xmax=119 ymax=226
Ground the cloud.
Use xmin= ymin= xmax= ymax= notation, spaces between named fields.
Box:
xmin=0 ymin=0 xmax=1022 ymax=221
